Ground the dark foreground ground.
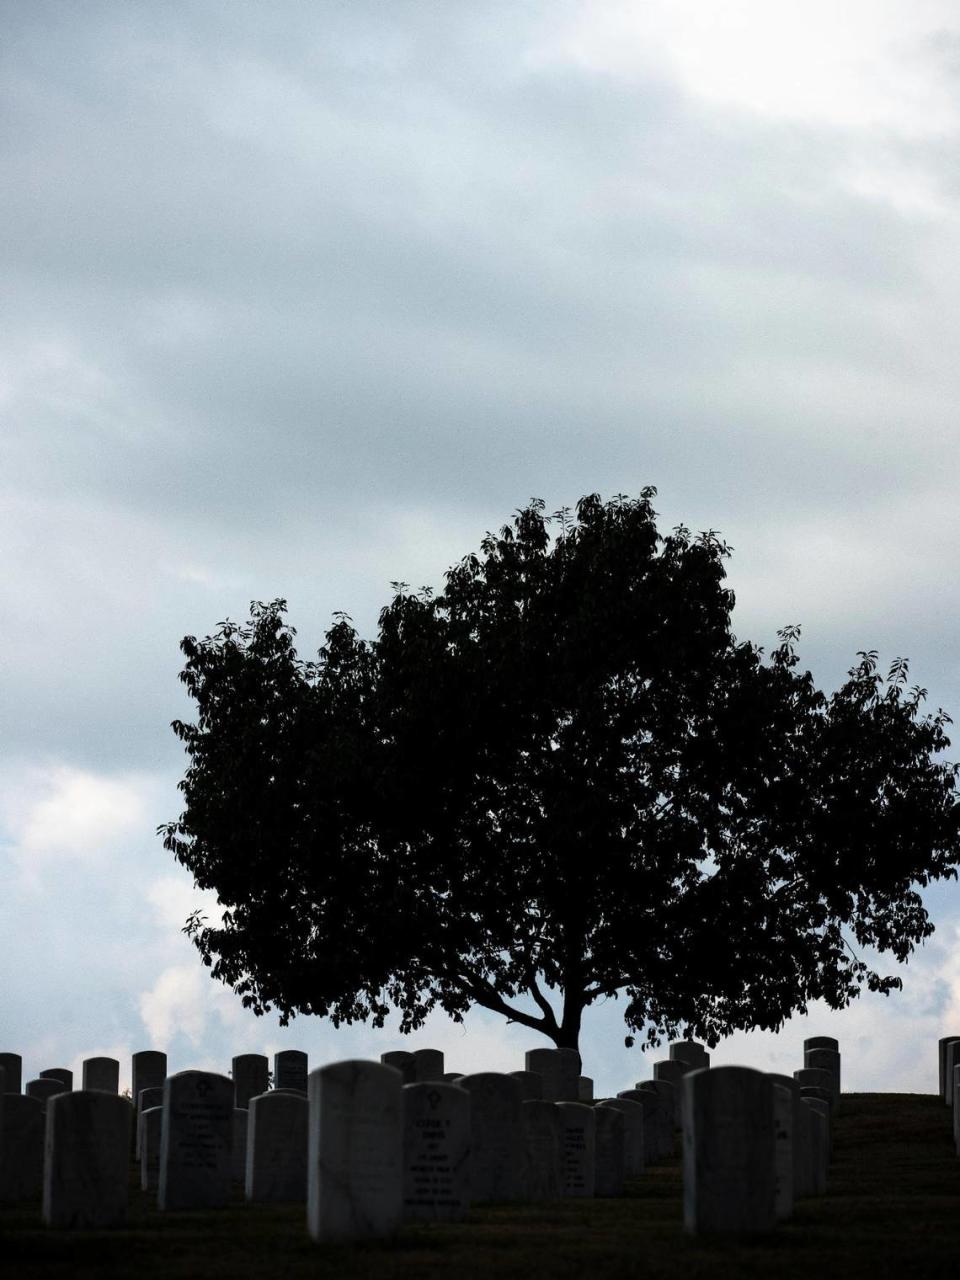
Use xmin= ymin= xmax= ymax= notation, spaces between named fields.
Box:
xmin=2 ymin=1093 xmax=958 ymax=1280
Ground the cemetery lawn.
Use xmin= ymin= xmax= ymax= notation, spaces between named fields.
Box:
xmin=3 ymin=1092 xmax=959 ymax=1279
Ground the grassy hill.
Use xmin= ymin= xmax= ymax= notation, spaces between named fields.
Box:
xmin=3 ymin=1092 xmax=959 ymax=1279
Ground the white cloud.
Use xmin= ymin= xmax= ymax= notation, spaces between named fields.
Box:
xmin=0 ymin=763 xmax=157 ymax=888
xmin=146 ymin=874 xmax=223 ymax=935
xmin=541 ymin=1 xmax=960 ymax=137
xmin=138 ymin=961 xmax=281 ymax=1061
xmin=139 ymin=964 xmax=222 ymax=1049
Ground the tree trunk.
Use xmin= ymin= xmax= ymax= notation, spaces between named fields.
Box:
xmin=555 ymin=990 xmax=584 ymax=1052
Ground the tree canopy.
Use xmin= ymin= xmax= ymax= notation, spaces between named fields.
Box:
xmin=162 ymin=490 xmax=960 ymax=1051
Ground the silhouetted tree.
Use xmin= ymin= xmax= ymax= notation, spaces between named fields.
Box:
xmin=162 ymin=491 xmax=960 ymax=1051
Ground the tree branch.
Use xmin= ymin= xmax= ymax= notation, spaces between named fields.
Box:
xmin=457 ymin=968 xmax=555 ymax=1037
xmin=582 ymin=978 xmax=627 ymax=1000
xmin=526 ymin=964 xmax=560 ymax=1032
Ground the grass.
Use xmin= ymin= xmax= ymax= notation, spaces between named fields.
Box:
xmin=3 ymin=1093 xmax=959 ymax=1279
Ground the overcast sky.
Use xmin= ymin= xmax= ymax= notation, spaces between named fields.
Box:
xmin=4 ymin=0 xmax=960 ymax=1097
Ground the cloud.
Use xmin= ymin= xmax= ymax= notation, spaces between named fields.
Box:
xmin=0 ymin=762 xmax=158 ymax=888
xmin=146 ymin=874 xmax=224 ymax=936
xmin=541 ymin=1 xmax=960 ymax=136
xmin=138 ymin=964 xmax=236 ymax=1051
xmin=138 ymin=956 xmax=290 ymax=1063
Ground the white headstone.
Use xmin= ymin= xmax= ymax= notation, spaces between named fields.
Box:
xmin=232 ymin=1054 xmax=269 ymax=1110
xmin=140 ymin=1106 xmax=163 ymax=1191
xmin=521 ymin=1099 xmax=562 ymax=1200
xmin=793 ymin=1068 xmax=834 ymax=1104
xmin=803 ymin=1036 xmax=839 ymax=1054
xmin=245 ymin=1090 xmax=308 ymax=1202
xmin=808 ymin=1090 xmax=829 ymax=1187
xmin=577 ymin=1076 xmax=594 ymax=1102
xmin=0 ymin=1053 xmax=23 ymax=1094
xmin=307 ymin=1059 xmax=403 ymax=1242
xmin=232 ymin=1108 xmax=248 ymax=1183
xmin=768 ymin=1073 xmax=805 ymax=1201
xmin=274 ymin=1049 xmax=308 ymax=1093
xmin=412 ymin=1049 xmax=445 ymax=1082
xmin=458 ymin=1073 xmax=524 ymax=1203
xmin=380 ymin=1052 xmax=416 ymax=1083
xmin=617 ymin=1089 xmax=671 ymax=1164
xmin=597 ymin=1098 xmax=644 ymax=1178
xmin=524 ymin=1049 xmax=563 ymax=1101
xmin=136 ymin=1087 xmax=164 ymax=1158
xmin=594 ymin=1105 xmax=625 ymax=1197
xmin=39 ymin=1068 xmax=72 ymax=1091
xmin=132 ymin=1051 xmax=167 ymax=1107
xmin=939 ymin=1036 xmax=960 ymax=1100
xmin=509 ymin=1071 xmax=543 ymax=1100
xmin=654 ymin=1059 xmax=691 ymax=1086
xmin=524 ymin=1048 xmax=581 ymax=1102
xmin=639 ymin=1078 xmax=679 ymax=1129
xmin=158 ymin=1070 xmax=233 ymax=1211
xmin=43 ymin=1090 xmax=133 ymax=1228
xmin=557 ymin=1102 xmax=595 ymax=1197
xmin=558 ymin=1049 xmax=582 ymax=1102
xmin=802 ymin=1098 xmax=829 ymax=1195
xmin=953 ymin=1063 xmax=960 ymax=1154
xmin=669 ymin=1040 xmax=710 ymax=1070
xmin=81 ymin=1057 xmax=119 ymax=1093
xmin=945 ymin=1041 xmax=960 ymax=1109
xmin=682 ymin=1066 xmax=775 ymax=1235
xmin=804 ymin=1048 xmax=841 ymax=1103
xmin=402 ymin=1082 xmax=470 ymax=1222
xmin=0 ymin=1093 xmax=43 ymax=1203
xmin=25 ymin=1078 xmax=68 ymax=1113
xmin=771 ymin=1083 xmax=794 ymax=1220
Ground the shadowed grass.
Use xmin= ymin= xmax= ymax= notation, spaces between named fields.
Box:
xmin=3 ymin=1093 xmax=958 ymax=1278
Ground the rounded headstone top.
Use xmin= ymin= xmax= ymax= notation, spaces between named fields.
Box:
xmin=250 ymin=1088 xmax=307 ymax=1111
xmin=402 ymin=1079 xmax=468 ymax=1097
xmin=805 ymin=1048 xmax=840 ymax=1070
xmin=458 ymin=1072 xmax=523 ymax=1095
xmin=803 ymin=1037 xmax=839 ymax=1053
xmin=25 ymin=1077 xmax=68 ymax=1098
xmin=802 ymin=1094 xmax=830 ymax=1114
xmin=767 ymin=1072 xmax=801 ymax=1093
xmin=794 ymin=1068 xmax=833 ymax=1089
xmin=668 ymin=1040 xmax=709 ymax=1067
xmin=653 ymin=1059 xmax=691 ymax=1083
xmin=380 ymin=1052 xmax=416 ymax=1083
xmin=0 ymin=1053 xmax=23 ymax=1095
xmin=638 ymin=1079 xmax=675 ymax=1098
xmin=39 ymin=1068 xmax=72 ymax=1089
xmin=411 ymin=1049 xmax=445 ymax=1081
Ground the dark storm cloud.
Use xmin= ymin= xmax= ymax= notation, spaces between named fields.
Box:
xmin=0 ymin=0 xmax=957 ymax=777
xmin=4 ymin=0 xmax=949 ymax=543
